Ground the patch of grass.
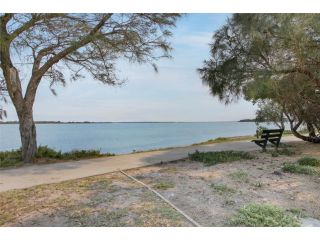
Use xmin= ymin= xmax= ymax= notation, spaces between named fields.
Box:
xmin=229 ymin=171 xmax=249 ymax=182
xmin=270 ymin=148 xmax=296 ymax=157
xmin=0 ymin=146 xmax=115 ymax=168
xmin=193 ymin=135 xmax=254 ymax=146
xmin=210 ymin=183 xmax=236 ymax=195
xmin=229 ymin=203 xmax=300 ymax=227
xmin=189 ymin=150 xmax=254 ymax=166
xmin=153 ymin=181 xmax=175 ymax=190
xmin=282 ymin=163 xmax=317 ymax=175
xmin=297 ymin=157 xmax=320 ymax=167
xmin=288 ymin=208 xmax=306 ymax=218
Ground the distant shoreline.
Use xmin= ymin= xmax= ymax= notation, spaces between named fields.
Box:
xmin=0 ymin=120 xmax=253 ymax=124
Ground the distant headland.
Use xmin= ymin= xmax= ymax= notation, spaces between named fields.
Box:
xmin=238 ymin=119 xmax=257 ymax=122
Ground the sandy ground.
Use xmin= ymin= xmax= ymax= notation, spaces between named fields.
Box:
xmin=0 ymin=140 xmax=319 ymax=227
xmin=127 ymin=142 xmax=320 ymax=226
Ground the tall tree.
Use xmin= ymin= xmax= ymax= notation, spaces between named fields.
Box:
xmin=0 ymin=13 xmax=181 ymax=163
xmin=198 ymin=13 xmax=320 ymax=143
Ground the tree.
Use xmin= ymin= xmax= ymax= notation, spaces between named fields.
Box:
xmin=255 ymin=100 xmax=285 ymax=129
xmin=198 ymin=14 xmax=320 ymax=143
xmin=0 ymin=13 xmax=181 ymax=163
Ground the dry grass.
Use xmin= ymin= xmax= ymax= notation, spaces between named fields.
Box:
xmin=0 ymin=173 xmax=188 ymax=227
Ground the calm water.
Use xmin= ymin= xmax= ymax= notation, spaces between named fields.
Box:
xmin=0 ymin=122 xmax=263 ymax=154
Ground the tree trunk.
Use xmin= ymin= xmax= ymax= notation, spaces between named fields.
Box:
xmin=291 ymin=124 xmax=320 ymax=143
xmin=18 ymin=108 xmax=37 ymax=163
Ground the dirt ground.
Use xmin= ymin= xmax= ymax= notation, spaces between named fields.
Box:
xmin=0 ymin=141 xmax=319 ymax=227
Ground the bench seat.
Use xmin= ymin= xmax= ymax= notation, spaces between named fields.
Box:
xmin=252 ymin=128 xmax=284 ymax=150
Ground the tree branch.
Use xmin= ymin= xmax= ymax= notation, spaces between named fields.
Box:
xmin=9 ymin=14 xmax=63 ymax=41
xmin=24 ymin=13 xmax=113 ymax=105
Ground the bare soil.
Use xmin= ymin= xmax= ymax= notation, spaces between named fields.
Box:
xmin=0 ymin=141 xmax=319 ymax=227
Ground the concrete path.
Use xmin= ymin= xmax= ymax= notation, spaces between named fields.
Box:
xmin=0 ymin=136 xmax=298 ymax=192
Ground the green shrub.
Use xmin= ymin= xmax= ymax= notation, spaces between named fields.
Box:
xmin=282 ymin=163 xmax=317 ymax=175
xmin=229 ymin=203 xmax=300 ymax=227
xmin=0 ymin=149 xmax=23 ymax=168
xmin=297 ymin=157 xmax=320 ymax=167
xmin=36 ymin=145 xmax=62 ymax=159
xmin=189 ymin=150 xmax=254 ymax=166
xmin=0 ymin=146 xmax=114 ymax=168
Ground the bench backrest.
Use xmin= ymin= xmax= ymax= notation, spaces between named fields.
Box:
xmin=261 ymin=129 xmax=284 ymax=139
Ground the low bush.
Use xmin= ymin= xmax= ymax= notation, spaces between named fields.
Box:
xmin=282 ymin=163 xmax=317 ymax=175
xmin=189 ymin=150 xmax=254 ymax=166
xmin=0 ymin=146 xmax=114 ymax=168
xmin=297 ymin=157 xmax=320 ymax=167
xmin=229 ymin=203 xmax=300 ymax=227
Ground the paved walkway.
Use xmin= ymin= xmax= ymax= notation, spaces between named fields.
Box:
xmin=0 ymin=136 xmax=298 ymax=192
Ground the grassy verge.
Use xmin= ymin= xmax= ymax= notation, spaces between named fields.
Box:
xmin=189 ymin=150 xmax=254 ymax=166
xmin=0 ymin=145 xmax=115 ymax=168
xmin=229 ymin=203 xmax=300 ymax=227
xmin=192 ymin=135 xmax=255 ymax=146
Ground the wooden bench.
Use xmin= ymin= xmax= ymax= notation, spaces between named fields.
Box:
xmin=252 ymin=129 xmax=284 ymax=150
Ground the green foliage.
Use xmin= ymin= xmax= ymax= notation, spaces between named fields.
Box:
xmin=35 ymin=146 xmax=63 ymax=159
xmin=255 ymin=100 xmax=285 ymax=129
xmin=0 ymin=149 xmax=23 ymax=168
xmin=198 ymin=14 xmax=320 ymax=140
xmin=189 ymin=150 xmax=254 ymax=166
xmin=0 ymin=146 xmax=114 ymax=168
xmin=153 ymin=181 xmax=175 ymax=190
xmin=282 ymin=163 xmax=317 ymax=175
xmin=298 ymin=157 xmax=320 ymax=167
xmin=210 ymin=183 xmax=236 ymax=195
xmin=229 ymin=203 xmax=300 ymax=227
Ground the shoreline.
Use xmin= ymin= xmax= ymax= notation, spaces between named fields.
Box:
xmin=0 ymin=120 xmax=253 ymax=125
xmin=1 ymin=132 xmax=296 ymax=155
xmin=0 ymin=133 xmax=297 ymax=170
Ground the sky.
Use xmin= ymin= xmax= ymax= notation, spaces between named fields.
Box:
xmin=4 ymin=13 xmax=257 ymax=122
